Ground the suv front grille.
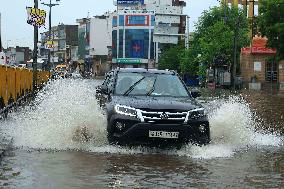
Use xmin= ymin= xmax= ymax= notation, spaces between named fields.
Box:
xmin=138 ymin=109 xmax=188 ymax=123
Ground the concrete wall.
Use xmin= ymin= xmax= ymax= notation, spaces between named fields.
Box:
xmin=90 ymin=16 xmax=112 ymax=56
xmin=240 ymin=53 xmax=268 ymax=83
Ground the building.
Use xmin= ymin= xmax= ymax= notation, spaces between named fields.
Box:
xmin=112 ymin=9 xmax=156 ymax=69
xmin=240 ymin=36 xmax=284 ymax=91
xmin=4 ymin=46 xmax=30 ymax=66
xmin=90 ymin=13 xmax=113 ymax=75
xmin=147 ymin=0 xmax=186 ymax=45
xmin=227 ymin=0 xmax=284 ymax=91
xmin=112 ymin=0 xmax=186 ymax=68
xmin=76 ymin=18 xmax=90 ymax=62
xmin=40 ymin=24 xmax=78 ymax=68
xmin=76 ymin=13 xmax=113 ymax=75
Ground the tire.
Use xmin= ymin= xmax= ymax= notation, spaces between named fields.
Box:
xmin=107 ymin=121 xmax=119 ymax=145
xmin=196 ymin=135 xmax=211 ymax=146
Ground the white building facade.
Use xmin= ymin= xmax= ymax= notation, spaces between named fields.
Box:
xmin=89 ymin=14 xmax=113 ymax=56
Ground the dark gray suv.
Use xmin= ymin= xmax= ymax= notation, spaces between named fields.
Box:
xmin=96 ymin=68 xmax=210 ymax=147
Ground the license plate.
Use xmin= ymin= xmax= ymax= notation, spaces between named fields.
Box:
xmin=149 ymin=131 xmax=179 ymax=139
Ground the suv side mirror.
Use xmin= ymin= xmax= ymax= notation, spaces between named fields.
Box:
xmin=191 ymin=90 xmax=201 ymax=98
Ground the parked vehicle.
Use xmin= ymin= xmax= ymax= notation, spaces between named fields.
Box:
xmin=54 ymin=64 xmax=68 ymax=78
xmin=96 ymin=68 xmax=210 ymax=147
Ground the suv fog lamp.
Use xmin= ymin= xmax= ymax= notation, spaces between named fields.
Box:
xmin=116 ymin=122 xmax=126 ymax=131
xmin=199 ymin=124 xmax=207 ymax=133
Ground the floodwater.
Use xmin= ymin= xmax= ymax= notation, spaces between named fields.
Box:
xmin=0 ymin=79 xmax=283 ymax=188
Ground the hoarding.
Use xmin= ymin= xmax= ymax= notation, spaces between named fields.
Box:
xmin=45 ymin=41 xmax=58 ymax=49
xmin=117 ymin=0 xmax=144 ymax=5
xmin=27 ymin=7 xmax=46 ymax=27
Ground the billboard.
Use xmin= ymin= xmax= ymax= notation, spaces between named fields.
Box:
xmin=45 ymin=41 xmax=58 ymax=50
xmin=117 ymin=0 xmax=144 ymax=5
xmin=27 ymin=7 xmax=46 ymax=27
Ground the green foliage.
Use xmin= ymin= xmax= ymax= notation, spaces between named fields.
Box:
xmin=158 ymin=6 xmax=250 ymax=77
xmin=158 ymin=46 xmax=181 ymax=71
xmin=258 ymin=0 xmax=284 ymax=59
xmin=179 ymin=48 xmax=198 ymax=75
xmin=194 ymin=6 xmax=249 ymax=70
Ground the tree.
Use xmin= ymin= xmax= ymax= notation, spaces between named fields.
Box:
xmin=258 ymin=0 xmax=284 ymax=59
xmin=158 ymin=45 xmax=181 ymax=71
xmin=181 ymin=6 xmax=249 ymax=77
xmin=179 ymin=48 xmax=198 ymax=76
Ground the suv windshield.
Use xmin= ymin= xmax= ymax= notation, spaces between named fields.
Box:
xmin=115 ymin=72 xmax=189 ymax=97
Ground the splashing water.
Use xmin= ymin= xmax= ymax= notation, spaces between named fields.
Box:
xmin=183 ymin=96 xmax=283 ymax=159
xmin=1 ymin=79 xmax=107 ymax=150
xmin=0 ymin=80 xmax=282 ymax=159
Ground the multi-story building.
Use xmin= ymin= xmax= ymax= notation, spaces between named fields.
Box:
xmin=77 ymin=13 xmax=113 ymax=75
xmin=112 ymin=9 xmax=156 ymax=69
xmin=90 ymin=13 xmax=113 ymax=75
xmin=112 ymin=0 xmax=186 ymax=68
xmin=40 ymin=24 xmax=78 ymax=67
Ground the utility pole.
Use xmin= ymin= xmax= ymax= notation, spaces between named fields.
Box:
xmin=233 ymin=21 xmax=238 ymax=90
xmin=33 ymin=0 xmax=38 ymax=92
xmin=41 ymin=0 xmax=60 ymax=70
xmin=185 ymin=16 xmax=190 ymax=49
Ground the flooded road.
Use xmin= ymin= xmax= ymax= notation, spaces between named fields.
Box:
xmin=0 ymin=79 xmax=283 ymax=188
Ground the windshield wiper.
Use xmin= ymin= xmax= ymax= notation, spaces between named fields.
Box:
xmin=123 ymin=76 xmax=146 ymax=96
xmin=146 ymin=76 xmax=157 ymax=96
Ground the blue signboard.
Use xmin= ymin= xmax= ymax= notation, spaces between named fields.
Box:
xmin=117 ymin=0 xmax=144 ymax=5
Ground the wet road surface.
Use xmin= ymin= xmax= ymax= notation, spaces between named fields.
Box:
xmin=0 ymin=79 xmax=283 ymax=188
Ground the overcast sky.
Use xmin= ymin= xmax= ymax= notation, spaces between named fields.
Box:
xmin=0 ymin=0 xmax=219 ymax=48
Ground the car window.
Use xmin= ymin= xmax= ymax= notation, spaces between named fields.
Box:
xmin=115 ymin=72 xmax=189 ymax=97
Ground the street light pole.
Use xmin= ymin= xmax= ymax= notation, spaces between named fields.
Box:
xmin=33 ymin=0 xmax=38 ymax=92
xmin=41 ymin=0 xmax=60 ymax=70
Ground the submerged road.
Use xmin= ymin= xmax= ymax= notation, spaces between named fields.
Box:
xmin=0 ymin=79 xmax=283 ymax=188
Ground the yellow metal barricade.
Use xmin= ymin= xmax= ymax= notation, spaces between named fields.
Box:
xmin=6 ymin=67 xmax=16 ymax=103
xmin=0 ymin=65 xmax=7 ymax=106
xmin=15 ymin=68 xmax=22 ymax=100
xmin=0 ymin=67 xmax=50 ymax=108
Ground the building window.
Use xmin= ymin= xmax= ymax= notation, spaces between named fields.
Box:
xmin=119 ymin=15 xmax=124 ymax=26
xmin=59 ymin=29 xmax=65 ymax=39
xmin=151 ymin=15 xmax=155 ymax=26
xmin=113 ymin=16 xmax=118 ymax=27
xmin=126 ymin=15 xmax=150 ymax=26
xmin=58 ymin=40 xmax=66 ymax=50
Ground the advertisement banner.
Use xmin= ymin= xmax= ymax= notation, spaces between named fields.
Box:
xmin=45 ymin=41 xmax=58 ymax=49
xmin=27 ymin=7 xmax=46 ymax=27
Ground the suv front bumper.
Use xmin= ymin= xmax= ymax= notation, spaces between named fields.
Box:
xmin=108 ymin=115 xmax=210 ymax=145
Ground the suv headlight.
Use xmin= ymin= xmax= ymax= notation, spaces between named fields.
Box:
xmin=115 ymin=105 xmax=137 ymax=117
xmin=189 ymin=108 xmax=205 ymax=119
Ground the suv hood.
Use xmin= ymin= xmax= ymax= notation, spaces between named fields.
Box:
xmin=111 ymin=96 xmax=202 ymax=112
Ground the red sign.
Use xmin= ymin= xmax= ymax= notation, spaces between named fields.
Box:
xmin=241 ymin=47 xmax=277 ymax=55
xmin=133 ymin=43 xmax=141 ymax=52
